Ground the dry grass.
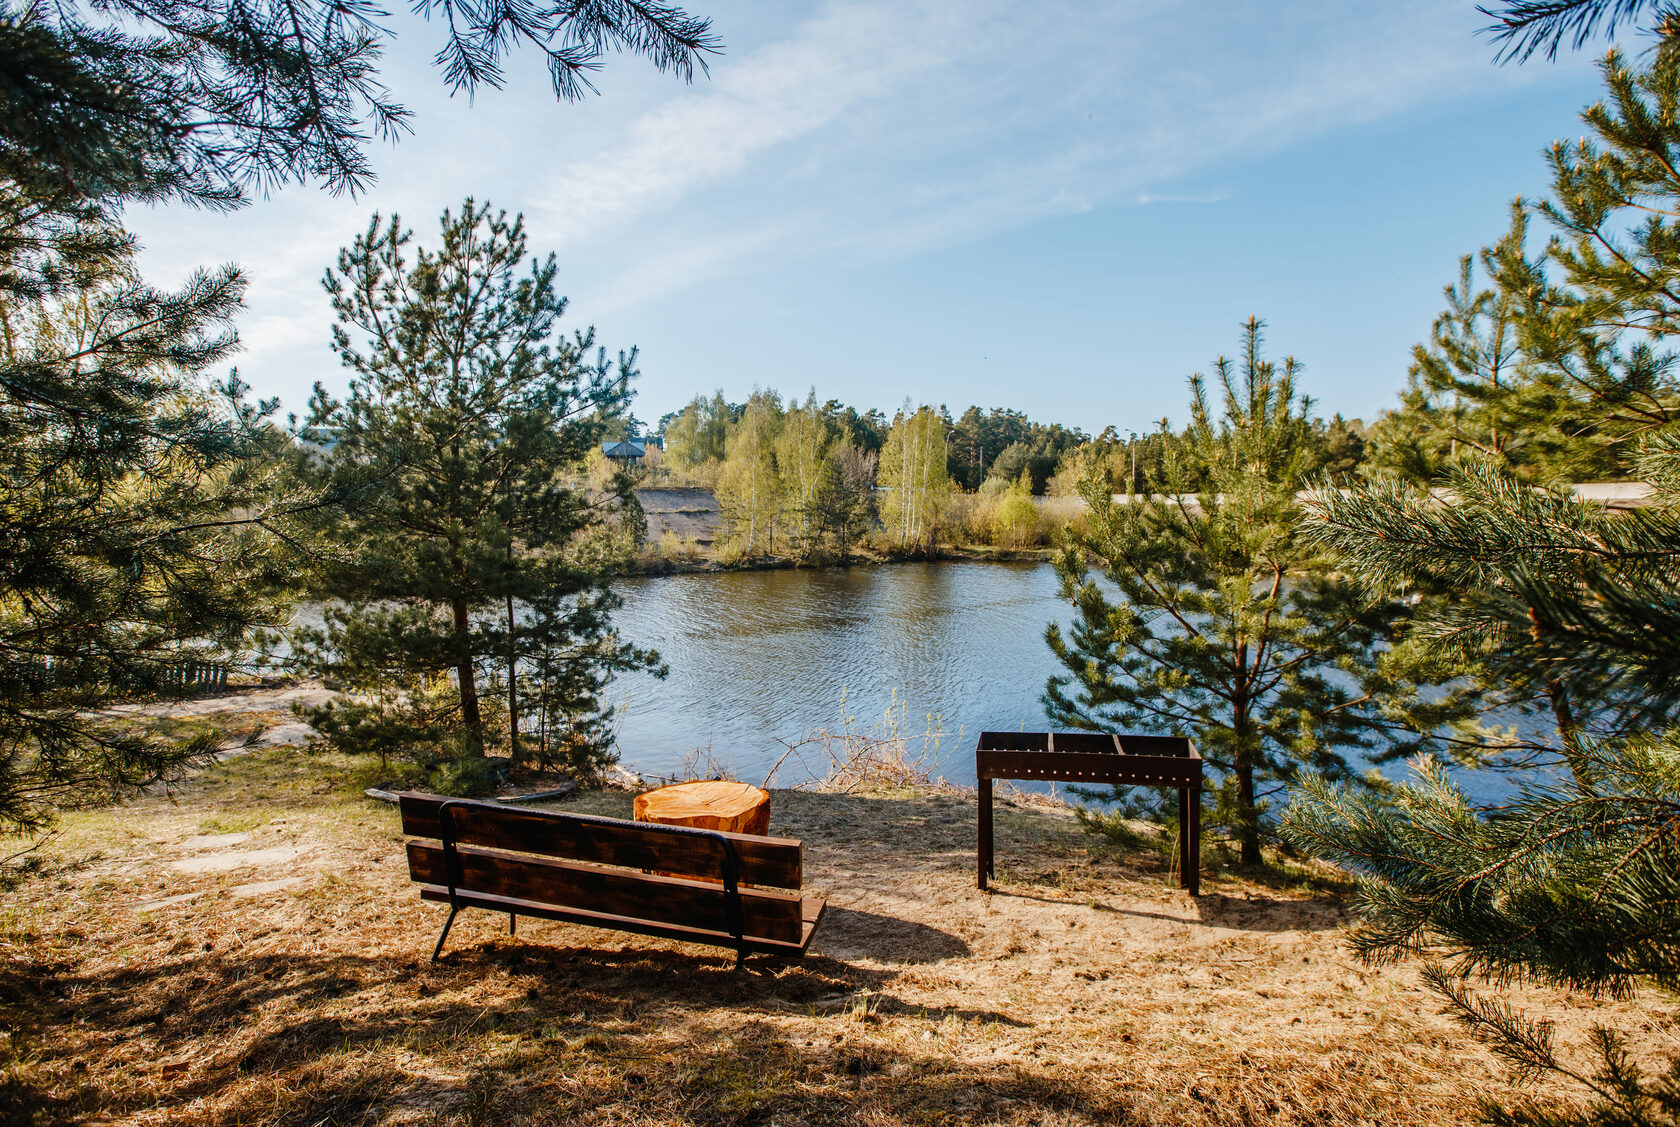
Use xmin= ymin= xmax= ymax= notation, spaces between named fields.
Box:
xmin=2 ymin=746 xmax=1677 ymax=1126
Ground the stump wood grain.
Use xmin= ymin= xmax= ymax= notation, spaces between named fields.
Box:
xmin=635 ymin=780 xmax=771 ymax=836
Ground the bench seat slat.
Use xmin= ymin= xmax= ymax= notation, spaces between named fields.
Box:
xmin=418 ymin=886 xmax=826 ymax=956
xmin=406 ymin=840 xmax=804 ymax=944
xmin=399 ymin=793 xmax=801 ymax=888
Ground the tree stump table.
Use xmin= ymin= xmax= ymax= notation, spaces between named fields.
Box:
xmin=633 ymin=780 xmax=771 ymax=836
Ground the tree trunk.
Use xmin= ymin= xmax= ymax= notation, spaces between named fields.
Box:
xmin=1233 ymin=700 xmax=1261 ymax=866
xmin=1235 ymin=755 xmax=1260 ymax=866
xmin=452 ymin=598 xmax=484 ymax=754
xmin=506 ymin=589 xmax=521 ymax=770
xmin=1529 ymin=606 xmax=1579 ymax=752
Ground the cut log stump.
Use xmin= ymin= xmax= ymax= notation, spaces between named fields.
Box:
xmin=634 ymin=780 xmax=770 ymax=836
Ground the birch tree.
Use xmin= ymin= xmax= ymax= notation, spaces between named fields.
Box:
xmin=879 ymin=405 xmax=949 ymax=554
xmin=717 ymin=390 xmax=783 ymax=559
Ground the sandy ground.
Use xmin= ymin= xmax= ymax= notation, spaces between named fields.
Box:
xmin=4 ymin=746 xmax=1677 ymax=1126
xmin=92 ymin=683 xmax=334 ymax=755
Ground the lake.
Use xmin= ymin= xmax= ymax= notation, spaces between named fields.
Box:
xmin=604 ymin=560 xmax=1535 ymax=803
xmin=605 ymin=561 xmax=1069 ymax=786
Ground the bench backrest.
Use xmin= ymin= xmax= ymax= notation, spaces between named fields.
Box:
xmin=398 ymin=792 xmax=806 ymax=943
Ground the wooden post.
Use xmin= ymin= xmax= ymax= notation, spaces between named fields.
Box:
xmin=977 ymin=776 xmax=993 ymax=890
xmin=1184 ymin=784 xmax=1201 ymax=897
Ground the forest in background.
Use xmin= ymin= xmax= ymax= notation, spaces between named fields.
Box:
xmin=599 ymin=391 xmax=1369 ymax=564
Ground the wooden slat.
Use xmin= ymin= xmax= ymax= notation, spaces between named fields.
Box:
xmin=419 ymin=888 xmax=826 ymax=956
xmin=406 ymin=841 xmax=804 ymax=944
xmin=976 ymin=749 xmax=1202 ymax=786
xmin=397 ymin=794 xmax=801 ymax=888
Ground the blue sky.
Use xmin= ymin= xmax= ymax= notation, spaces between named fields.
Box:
xmin=125 ymin=0 xmax=1616 ymax=433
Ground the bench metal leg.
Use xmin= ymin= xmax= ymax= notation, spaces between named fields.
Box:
xmin=432 ymin=904 xmax=461 ymax=962
xmin=509 ymin=911 xmax=517 ymax=936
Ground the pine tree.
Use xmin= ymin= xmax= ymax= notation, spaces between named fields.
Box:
xmin=1281 ymin=728 xmax=1680 ymax=1126
xmin=294 ymin=200 xmax=659 ymax=783
xmin=1 ymin=0 xmax=717 ymax=206
xmin=1046 ymin=320 xmax=1473 ymax=865
xmin=1310 ymin=49 xmax=1680 ymax=760
xmin=1369 ymin=212 xmax=1676 ymax=484
xmin=0 ymin=239 xmax=313 ymax=832
xmin=1481 ymin=1 xmax=1677 ymax=64
xmin=1288 ymin=47 xmax=1680 ymax=1125
xmin=0 ymin=0 xmax=711 ymax=829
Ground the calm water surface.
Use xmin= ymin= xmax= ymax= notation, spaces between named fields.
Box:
xmin=604 ymin=560 xmax=1538 ymax=804
xmin=605 ymin=561 xmax=1069 ymax=784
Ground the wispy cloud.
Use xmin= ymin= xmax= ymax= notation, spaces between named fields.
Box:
xmin=541 ymin=0 xmax=1548 ymax=308
xmin=123 ymin=0 xmax=1589 ymax=413
xmin=1136 ymin=189 xmax=1231 ymax=205
xmin=539 ymin=1 xmax=972 ymax=245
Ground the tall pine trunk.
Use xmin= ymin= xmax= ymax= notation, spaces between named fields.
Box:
xmin=507 ymin=587 xmax=521 ymax=770
xmin=1233 ymin=696 xmax=1261 ymax=866
xmin=452 ymin=598 xmax=484 ymax=755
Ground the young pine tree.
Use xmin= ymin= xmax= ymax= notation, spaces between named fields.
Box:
xmin=1289 ymin=48 xmax=1680 ymax=1126
xmin=1368 ymin=213 xmax=1672 ymax=484
xmin=1045 ymin=319 xmax=1471 ymax=865
xmin=296 ymin=200 xmax=660 ymax=783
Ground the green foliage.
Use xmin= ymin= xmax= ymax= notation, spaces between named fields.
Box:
xmin=715 ymin=389 xmax=783 ymax=559
xmin=293 ymin=199 xmax=661 ymax=777
xmin=1481 ymin=1 xmax=1677 ymax=65
xmin=991 ymin=472 xmax=1039 ymax=548
xmin=0 ymin=217 xmax=314 ymax=833
xmin=879 ymin=404 xmax=950 ymax=555
xmin=0 ymin=0 xmax=710 ymax=828
xmin=772 ymin=391 xmax=878 ymax=563
xmin=1294 ymin=46 xmax=1680 ymax=1125
xmin=947 ymin=406 xmax=1085 ymax=492
xmin=1046 ymin=319 xmax=1471 ymax=865
xmin=1309 ymin=452 xmax=1680 ymax=750
xmin=0 ymin=0 xmax=716 ymax=206
xmin=1283 ymin=736 xmax=1680 ymax=1126
xmin=1370 ymin=216 xmax=1677 ymax=483
xmin=663 ymin=390 xmax=733 ymax=468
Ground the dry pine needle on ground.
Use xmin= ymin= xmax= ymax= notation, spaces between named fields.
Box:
xmin=2 ymin=745 xmax=1676 ymax=1126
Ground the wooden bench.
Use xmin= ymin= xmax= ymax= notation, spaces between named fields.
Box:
xmin=398 ymin=792 xmax=826 ymax=963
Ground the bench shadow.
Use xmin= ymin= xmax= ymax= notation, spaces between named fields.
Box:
xmin=812 ymin=905 xmax=972 ymax=964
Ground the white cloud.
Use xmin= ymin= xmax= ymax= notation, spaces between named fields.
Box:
xmin=1136 ymin=189 xmax=1232 ymax=205
xmin=534 ymin=0 xmax=1554 ymax=307
xmin=123 ymin=0 xmax=1593 ymax=411
xmin=538 ymin=0 xmax=974 ymax=244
